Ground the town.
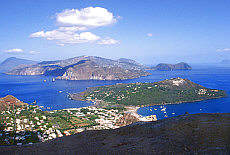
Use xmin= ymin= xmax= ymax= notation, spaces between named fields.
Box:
xmin=0 ymin=102 xmax=155 ymax=146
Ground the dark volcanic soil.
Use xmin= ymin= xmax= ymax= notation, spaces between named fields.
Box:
xmin=1 ymin=113 xmax=230 ymax=154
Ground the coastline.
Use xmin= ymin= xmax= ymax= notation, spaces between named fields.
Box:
xmin=123 ymin=106 xmax=141 ymax=120
xmin=67 ymin=95 xmax=226 ymax=118
xmin=67 ymin=87 xmax=227 ymax=122
xmin=66 ymin=97 xmax=143 ymax=121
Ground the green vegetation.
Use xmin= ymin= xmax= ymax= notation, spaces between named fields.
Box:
xmin=47 ymin=110 xmax=96 ymax=130
xmin=81 ymin=78 xmax=227 ymax=106
xmin=0 ymin=95 xmax=126 ymax=146
xmin=0 ymin=105 xmax=98 ymax=145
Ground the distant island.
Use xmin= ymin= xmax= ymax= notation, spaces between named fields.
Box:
xmin=6 ymin=56 xmax=150 ymax=80
xmin=150 ymin=62 xmax=192 ymax=71
xmin=2 ymin=56 xmax=193 ymax=80
xmin=0 ymin=57 xmax=37 ymax=73
xmin=221 ymin=59 xmax=230 ymax=64
xmin=70 ymin=77 xmax=226 ymax=106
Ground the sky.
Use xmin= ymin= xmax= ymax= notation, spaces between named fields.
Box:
xmin=1 ymin=0 xmax=230 ymax=64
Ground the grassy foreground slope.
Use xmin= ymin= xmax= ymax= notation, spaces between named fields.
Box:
xmin=74 ymin=77 xmax=226 ymax=106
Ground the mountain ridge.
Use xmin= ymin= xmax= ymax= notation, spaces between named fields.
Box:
xmin=7 ymin=56 xmax=150 ymax=80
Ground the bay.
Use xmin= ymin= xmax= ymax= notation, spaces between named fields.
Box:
xmin=0 ymin=64 xmax=230 ymax=120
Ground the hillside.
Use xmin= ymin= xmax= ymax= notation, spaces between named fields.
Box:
xmin=151 ymin=62 xmax=192 ymax=71
xmin=0 ymin=95 xmax=27 ymax=111
xmin=70 ymin=77 xmax=226 ymax=106
xmin=1 ymin=113 xmax=230 ymax=154
xmin=0 ymin=57 xmax=37 ymax=73
xmin=7 ymin=56 xmax=150 ymax=80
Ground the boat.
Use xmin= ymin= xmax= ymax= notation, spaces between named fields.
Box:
xmin=52 ymin=78 xmax=55 ymax=82
xmin=154 ymin=108 xmax=157 ymax=110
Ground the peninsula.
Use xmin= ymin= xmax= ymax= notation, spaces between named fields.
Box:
xmin=70 ymin=77 xmax=226 ymax=106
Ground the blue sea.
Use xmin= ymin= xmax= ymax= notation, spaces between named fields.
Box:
xmin=0 ymin=64 xmax=230 ymax=120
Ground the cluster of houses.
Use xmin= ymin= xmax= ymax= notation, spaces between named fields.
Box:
xmin=197 ymin=88 xmax=218 ymax=96
xmin=1 ymin=104 xmax=155 ymax=146
xmin=67 ymin=106 xmax=124 ymax=130
xmin=197 ymin=89 xmax=208 ymax=95
xmin=0 ymin=106 xmax=63 ymax=145
xmin=0 ymin=105 xmax=128 ymax=145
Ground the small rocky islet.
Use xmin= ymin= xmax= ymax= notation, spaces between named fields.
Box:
xmin=151 ymin=62 xmax=192 ymax=71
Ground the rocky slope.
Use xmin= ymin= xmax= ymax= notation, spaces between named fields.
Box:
xmin=1 ymin=113 xmax=230 ymax=154
xmin=155 ymin=77 xmax=203 ymax=89
xmin=0 ymin=57 xmax=37 ymax=73
xmin=0 ymin=95 xmax=27 ymax=111
xmin=115 ymin=113 xmax=140 ymax=126
xmin=7 ymin=56 xmax=150 ymax=80
xmin=151 ymin=62 xmax=192 ymax=71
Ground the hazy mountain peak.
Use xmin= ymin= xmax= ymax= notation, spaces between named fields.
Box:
xmin=0 ymin=57 xmax=38 ymax=73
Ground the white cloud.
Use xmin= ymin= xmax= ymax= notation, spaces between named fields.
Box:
xmin=98 ymin=38 xmax=119 ymax=45
xmin=29 ymin=50 xmax=40 ymax=55
xmin=147 ymin=33 xmax=153 ymax=37
xmin=30 ymin=29 xmax=100 ymax=45
xmin=30 ymin=7 xmax=119 ymax=46
xmin=56 ymin=7 xmax=116 ymax=29
xmin=58 ymin=26 xmax=86 ymax=32
xmin=3 ymin=48 xmax=23 ymax=53
xmin=217 ymin=48 xmax=230 ymax=52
